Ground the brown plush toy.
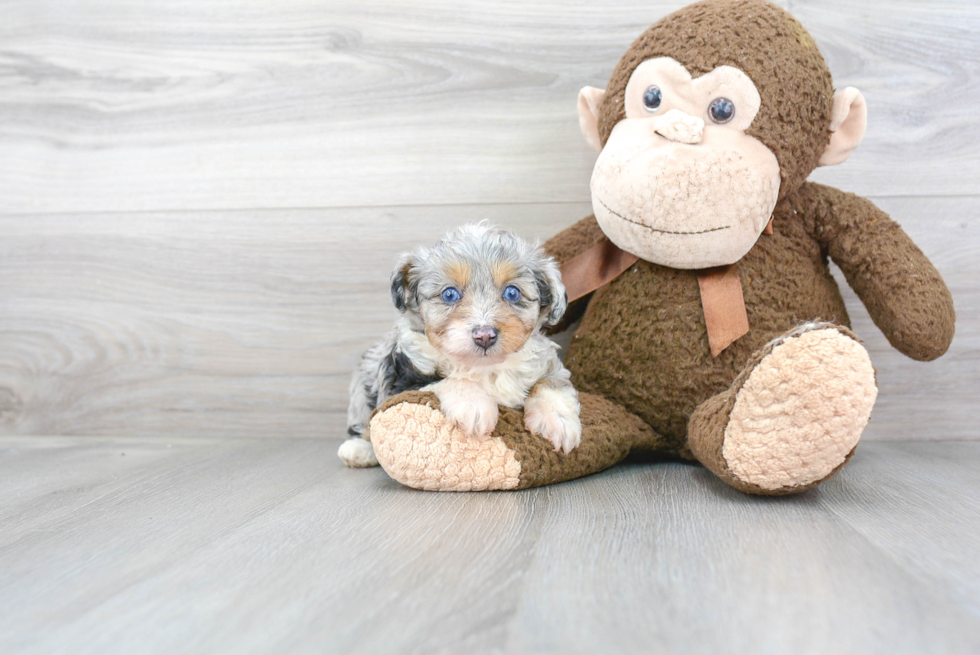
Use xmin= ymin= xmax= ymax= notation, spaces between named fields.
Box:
xmin=367 ymin=0 xmax=955 ymax=494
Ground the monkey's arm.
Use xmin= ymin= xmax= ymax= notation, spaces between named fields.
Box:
xmin=799 ymin=182 xmax=955 ymax=361
xmin=542 ymin=215 xmax=607 ymax=333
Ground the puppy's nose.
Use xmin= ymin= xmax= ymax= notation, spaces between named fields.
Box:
xmin=472 ymin=326 xmax=498 ymax=350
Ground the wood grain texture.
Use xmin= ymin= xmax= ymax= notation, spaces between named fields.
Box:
xmin=0 ymin=0 xmax=977 ymax=214
xmin=0 ymin=0 xmax=977 ymax=438
xmin=0 ymin=203 xmax=581 ymax=438
xmin=1 ymin=196 xmax=975 ymax=440
xmin=1 ymin=437 xmax=978 ymax=654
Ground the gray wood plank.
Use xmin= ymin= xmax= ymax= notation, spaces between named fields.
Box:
xmin=0 ymin=202 xmax=585 ymax=438
xmin=1 ymin=196 xmax=975 ymax=440
xmin=0 ymin=437 xmax=333 ymax=610
xmin=1 ymin=438 xmax=978 ymax=654
xmin=819 ymin=441 xmax=980 ymax=618
xmin=0 ymin=0 xmax=977 ymax=214
xmin=503 ymin=458 xmax=980 ymax=655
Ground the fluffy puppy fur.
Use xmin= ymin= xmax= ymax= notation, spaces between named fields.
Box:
xmin=338 ymin=223 xmax=581 ymax=468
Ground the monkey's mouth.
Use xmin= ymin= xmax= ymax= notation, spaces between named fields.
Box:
xmin=596 ymin=197 xmax=732 ymax=235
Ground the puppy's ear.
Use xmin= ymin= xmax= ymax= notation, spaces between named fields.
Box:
xmin=534 ymin=256 xmax=568 ymax=327
xmin=390 ymin=254 xmax=416 ymax=313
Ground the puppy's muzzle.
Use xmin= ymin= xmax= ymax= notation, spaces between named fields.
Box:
xmin=472 ymin=326 xmax=498 ymax=351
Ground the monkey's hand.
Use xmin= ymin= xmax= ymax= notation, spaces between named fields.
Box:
xmin=803 ymin=182 xmax=955 ymax=361
xmin=431 ymin=379 xmax=499 ymax=439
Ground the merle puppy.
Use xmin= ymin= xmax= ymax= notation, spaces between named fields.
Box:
xmin=339 ymin=223 xmax=581 ymax=468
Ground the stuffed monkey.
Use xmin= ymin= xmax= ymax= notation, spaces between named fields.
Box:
xmin=367 ymin=0 xmax=955 ymax=494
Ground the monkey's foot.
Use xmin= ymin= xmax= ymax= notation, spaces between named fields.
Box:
xmin=369 ymin=390 xmax=665 ymax=491
xmin=369 ymin=392 xmax=522 ymax=491
xmin=688 ymin=324 xmax=877 ymax=495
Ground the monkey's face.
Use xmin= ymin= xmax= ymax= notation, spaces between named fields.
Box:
xmin=590 ymin=57 xmax=780 ymax=269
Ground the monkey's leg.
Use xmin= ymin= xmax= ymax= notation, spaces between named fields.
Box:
xmin=368 ymin=390 xmax=666 ymax=491
xmin=687 ymin=323 xmax=877 ymax=495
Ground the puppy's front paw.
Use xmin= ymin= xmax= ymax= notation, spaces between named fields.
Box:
xmin=338 ymin=437 xmax=380 ymax=468
xmin=524 ymin=395 xmax=582 ymax=455
xmin=440 ymin=389 xmax=499 ymax=438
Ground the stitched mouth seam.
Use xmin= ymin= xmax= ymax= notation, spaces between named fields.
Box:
xmin=597 ymin=198 xmax=731 ymax=235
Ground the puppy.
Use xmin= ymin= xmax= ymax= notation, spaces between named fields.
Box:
xmin=338 ymin=222 xmax=582 ymax=468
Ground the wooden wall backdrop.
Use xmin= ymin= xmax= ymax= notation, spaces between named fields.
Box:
xmin=0 ymin=0 xmax=977 ymax=440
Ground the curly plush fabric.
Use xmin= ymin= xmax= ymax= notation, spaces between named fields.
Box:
xmin=371 ymin=391 xmax=522 ymax=491
xmin=371 ymin=391 xmax=667 ymax=491
xmin=367 ymin=0 xmax=954 ymax=494
xmin=688 ymin=323 xmax=876 ymax=494
xmin=796 ymin=184 xmax=957 ymax=361
xmin=597 ymin=0 xmax=835 ymax=200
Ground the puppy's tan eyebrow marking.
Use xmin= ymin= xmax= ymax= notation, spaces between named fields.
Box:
xmin=491 ymin=260 xmax=519 ymax=288
xmin=444 ymin=259 xmax=471 ymax=288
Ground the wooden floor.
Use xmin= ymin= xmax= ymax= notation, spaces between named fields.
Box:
xmin=1 ymin=438 xmax=978 ymax=654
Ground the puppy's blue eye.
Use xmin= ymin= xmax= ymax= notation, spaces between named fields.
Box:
xmin=502 ymin=286 xmax=521 ymax=302
xmin=441 ymin=287 xmax=461 ymax=303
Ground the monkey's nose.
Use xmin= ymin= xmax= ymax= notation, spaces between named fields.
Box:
xmin=472 ymin=326 xmax=498 ymax=351
xmin=653 ymin=108 xmax=704 ymax=145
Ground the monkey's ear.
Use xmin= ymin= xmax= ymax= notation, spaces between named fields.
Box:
xmin=818 ymin=87 xmax=867 ymax=167
xmin=578 ymin=86 xmax=606 ymax=152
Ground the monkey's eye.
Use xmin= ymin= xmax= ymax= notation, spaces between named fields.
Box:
xmin=441 ymin=287 xmax=461 ymax=303
xmin=708 ymin=97 xmax=735 ymax=124
xmin=502 ymin=286 xmax=521 ymax=302
xmin=643 ymin=85 xmax=663 ymax=112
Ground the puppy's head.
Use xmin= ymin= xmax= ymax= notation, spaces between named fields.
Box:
xmin=391 ymin=222 xmax=567 ymax=365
